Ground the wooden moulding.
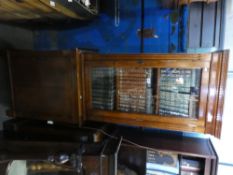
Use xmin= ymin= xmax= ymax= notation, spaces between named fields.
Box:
xmin=204 ymin=50 xmax=229 ymax=138
xmin=214 ymin=51 xmax=229 ymax=138
xmin=179 ymin=0 xmax=218 ymax=5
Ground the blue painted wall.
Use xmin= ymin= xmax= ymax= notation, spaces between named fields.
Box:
xmin=34 ymin=0 xmax=189 ymax=53
xmin=143 ymin=1 xmax=181 ymax=53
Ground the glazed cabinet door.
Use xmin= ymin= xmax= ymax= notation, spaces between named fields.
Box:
xmin=7 ymin=50 xmax=83 ymax=125
xmin=83 ymin=53 xmax=212 ymax=133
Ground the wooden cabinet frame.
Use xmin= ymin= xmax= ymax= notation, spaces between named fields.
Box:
xmin=7 ymin=50 xmax=228 ymax=137
xmin=7 ymin=49 xmax=85 ymax=125
xmin=83 ymin=53 xmax=214 ymax=133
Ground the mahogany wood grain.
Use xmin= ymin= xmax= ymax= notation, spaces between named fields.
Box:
xmin=199 ymin=64 xmax=210 ymax=119
xmin=7 ymin=50 xmax=228 ymax=136
xmin=7 ymin=50 xmax=84 ymax=125
xmin=83 ymin=53 xmax=212 ymax=61
xmin=89 ymin=115 xmax=205 ymax=133
xmin=113 ymin=125 xmax=217 ymax=159
xmin=204 ymin=51 xmax=229 ymax=138
xmin=214 ymin=50 xmax=229 ymax=138
xmin=88 ymin=110 xmax=205 ymax=126
xmin=75 ymin=49 xmax=84 ymax=126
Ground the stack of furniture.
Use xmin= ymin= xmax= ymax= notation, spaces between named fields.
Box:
xmin=0 ymin=49 xmax=228 ymax=175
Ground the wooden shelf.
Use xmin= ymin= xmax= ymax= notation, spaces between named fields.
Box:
xmin=0 ymin=0 xmax=98 ymax=21
xmin=180 ymin=0 xmax=218 ymax=5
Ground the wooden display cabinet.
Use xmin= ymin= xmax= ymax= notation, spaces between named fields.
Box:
xmin=7 ymin=49 xmax=86 ymax=125
xmin=83 ymin=51 xmax=229 ymax=136
xmin=7 ymin=49 xmax=229 ymax=137
xmin=5 ymin=48 xmax=226 ymax=175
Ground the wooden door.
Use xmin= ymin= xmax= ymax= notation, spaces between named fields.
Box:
xmin=7 ymin=50 xmax=82 ymax=124
xmin=205 ymin=50 xmax=229 ymax=138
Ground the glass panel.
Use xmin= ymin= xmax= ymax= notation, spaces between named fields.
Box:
xmin=159 ymin=68 xmax=201 ymax=118
xmin=90 ymin=67 xmax=201 ymax=118
xmin=91 ymin=68 xmax=116 ymax=110
xmin=116 ymin=68 xmax=153 ymax=113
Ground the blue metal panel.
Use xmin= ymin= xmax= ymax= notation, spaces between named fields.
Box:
xmin=34 ymin=0 xmax=189 ymax=54
xmin=34 ymin=0 xmax=141 ymax=53
xmin=143 ymin=1 xmax=181 ymax=53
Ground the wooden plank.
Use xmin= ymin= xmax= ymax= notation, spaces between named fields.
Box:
xmin=83 ymin=53 xmax=212 ymax=61
xmin=0 ymin=0 xmax=95 ymax=20
xmin=0 ymin=1 xmax=48 ymax=20
xmin=89 ymin=115 xmax=205 ymax=133
xmin=75 ymin=49 xmax=84 ymax=126
xmin=8 ymin=50 xmax=81 ymax=124
xmin=199 ymin=64 xmax=210 ymax=119
xmin=205 ymin=52 xmax=222 ymax=135
xmin=116 ymin=126 xmax=217 ymax=158
xmin=88 ymin=109 xmax=206 ymax=126
xmin=214 ymin=50 xmax=229 ymax=138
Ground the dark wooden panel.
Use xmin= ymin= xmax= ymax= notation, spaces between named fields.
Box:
xmin=119 ymin=146 xmax=146 ymax=175
xmin=8 ymin=50 xmax=80 ymax=124
xmin=214 ymin=1 xmax=222 ymax=48
xmin=0 ymin=132 xmax=119 ymax=175
xmin=116 ymin=126 xmax=217 ymax=159
xmin=0 ymin=51 xmax=10 ymax=106
xmin=201 ymin=3 xmax=216 ymax=48
xmin=188 ymin=1 xmax=223 ymax=50
xmin=188 ymin=3 xmax=203 ymax=48
xmin=214 ymin=50 xmax=229 ymax=138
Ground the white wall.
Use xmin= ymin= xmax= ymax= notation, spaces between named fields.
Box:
xmin=218 ymin=0 xmax=233 ymax=165
xmin=224 ymin=0 xmax=233 ymax=71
